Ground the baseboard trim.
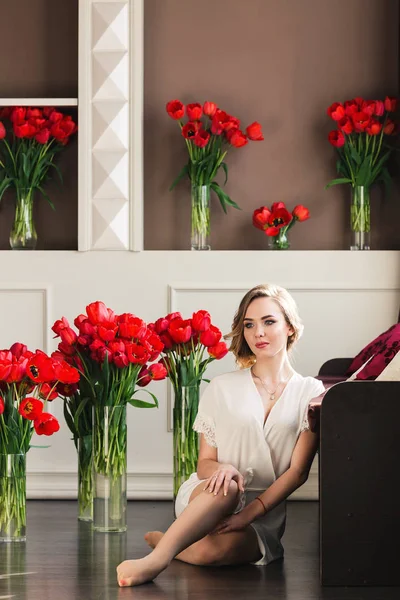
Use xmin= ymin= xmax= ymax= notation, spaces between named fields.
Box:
xmin=27 ymin=470 xmax=319 ymax=501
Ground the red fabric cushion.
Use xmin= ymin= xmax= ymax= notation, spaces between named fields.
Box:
xmin=346 ymin=324 xmax=396 ymax=375
xmin=346 ymin=324 xmax=400 ymax=380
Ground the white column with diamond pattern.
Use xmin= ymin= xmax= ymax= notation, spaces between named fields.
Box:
xmin=79 ymin=0 xmax=143 ymax=250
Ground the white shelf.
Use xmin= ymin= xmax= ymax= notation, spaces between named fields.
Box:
xmin=0 ymin=98 xmax=78 ymax=106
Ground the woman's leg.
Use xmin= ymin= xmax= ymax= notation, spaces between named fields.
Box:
xmin=146 ymin=483 xmax=261 ymax=566
xmin=117 ymin=480 xmax=247 ymax=587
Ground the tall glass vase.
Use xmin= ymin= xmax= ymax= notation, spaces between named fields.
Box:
xmin=173 ymin=384 xmax=200 ymax=498
xmin=77 ymin=435 xmax=93 ymax=522
xmin=92 ymin=405 xmax=127 ymax=532
xmin=191 ymin=184 xmax=210 ymax=250
xmin=350 ymin=185 xmax=370 ymax=250
xmin=0 ymin=454 xmax=26 ymax=542
xmin=9 ymin=187 xmax=37 ymax=250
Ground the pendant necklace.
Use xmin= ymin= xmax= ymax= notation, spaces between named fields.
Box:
xmin=251 ymin=369 xmax=289 ymax=401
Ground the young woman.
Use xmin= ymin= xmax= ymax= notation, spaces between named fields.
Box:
xmin=117 ymin=284 xmax=325 ymax=587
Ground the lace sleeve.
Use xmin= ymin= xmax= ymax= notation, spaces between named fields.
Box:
xmin=300 ymin=412 xmax=310 ymax=433
xmin=193 ymin=413 xmax=217 ymax=448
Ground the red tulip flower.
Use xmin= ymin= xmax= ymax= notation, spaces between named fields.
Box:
xmin=292 ymin=205 xmax=310 ymax=222
xmin=246 ymin=122 xmax=264 ymax=141
xmin=169 ymin=318 xmax=192 ymax=344
xmin=384 ymin=96 xmax=397 ymax=112
xmin=338 ymin=117 xmax=353 ymax=135
xmin=351 ymin=111 xmax=370 ymax=132
xmin=59 ymin=326 xmax=78 ymax=346
xmin=366 ymin=120 xmax=382 ymax=136
xmin=328 ymin=130 xmax=345 ymax=147
xmin=208 ymin=342 xmax=229 ymax=360
xmin=154 ymin=317 xmax=170 ymax=334
xmin=374 ymin=101 xmax=384 ymax=117
xmin=26 ymin=353 xmax=55 ymax=383
xmin=125 ymin=342 xmax=150 ymax=365
xmin=38 ymin=383 xmax=58 ymax=401
xmin=192 ymin=310 xmax=211 ymax=332
xmin=34 ymin=412 xmax=60 ymax=436
xmin=0 ymin=396 xmax=4 ymax=415
xmin=327 ymin=102 xmax=345 ymax=121
xmin=6 ymin=357 xmax=28 ymax=383
xmin=193 ymin=129 xmax=210 ymax=148
xmin=56 ymin=382 xmax=78 ymax=397
xmin=137 ymin=365 xmax=151 ymax=387
xmin=182 ymin=121 xmax=200 ymax=139
xmin=148 ymin=363 xmax=167 ymax=381
xmin=253 ymin=206 xmax=271 ymax=230
xmin=53 ymin=361 xmax=80 ymax=384
xmin=200 ymin=325 xmax=222 ymax=347
xmin=9 ymin=343 xmax=28 ymax=359
xmin=186 ymin=103 xmax=203 ymax=121
xmin=86 ymin=301 xmax=114 ymax=325
xmin=166 ymin=100 xmax=185 ymax=120
xmin=384 ymin=119 xmax=395 ymax=135
xmin=203 ymin=101 xmax=217 ymax=117
xmin=228 ymin=130 xmax=248 ymax=148
xmin=19 ymin=398 xmax=44 ymax=420
xmin=266 ymin=206 xmax=293 ymax=236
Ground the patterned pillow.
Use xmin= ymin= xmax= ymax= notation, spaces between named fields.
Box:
xmin=346 ymin=324 xmax=397 ymax=375
xmin=347 ymin=324 xmax=400 ymax=380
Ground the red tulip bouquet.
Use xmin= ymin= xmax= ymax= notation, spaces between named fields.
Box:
xmin=52 ymin=301 xmax=167 ymax=527
xmin=0 ymin=343 xmax=79 ymax=541
xmin=0 ymin=106 xmax=77 ymax=249
xmin=326 ymin=96 xmax=398 ymax=249
xmin=166 ymin=99 xmax=263 ymax=250
xmin=253 ymin=202 xmax=310 ymax=249
xmin=150 ymin=310 xmax=229 ymax=496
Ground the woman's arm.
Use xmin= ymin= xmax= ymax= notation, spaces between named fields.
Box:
xmin=196 ymin=434 xmax=245 ymax=493
xmin=215 ymin=429 xmax=319 ymax=533
xmin=196 ymin=434 xmax=220 ymax=479
xmin=244 ymin=429 xmax=319 ymax=522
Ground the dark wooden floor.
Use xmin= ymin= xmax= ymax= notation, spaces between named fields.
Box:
xmin=0 ymin=500 xmax=399 ymax=600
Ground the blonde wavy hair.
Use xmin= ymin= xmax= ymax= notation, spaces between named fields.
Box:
xmin=225 ymin=284 xmax=304 ymax=368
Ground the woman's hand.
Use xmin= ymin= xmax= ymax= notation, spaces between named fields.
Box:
xmin=213 ymin=511 xmax=251 ymax=534
xmin=203 ymin=464 xmax=245 ymax=496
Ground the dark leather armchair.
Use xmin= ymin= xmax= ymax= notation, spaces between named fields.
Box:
xmin=318 ymin=358 xmax=400 ymax=586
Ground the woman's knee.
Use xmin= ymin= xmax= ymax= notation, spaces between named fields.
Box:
xmin=190 ymin=537 xmax=227 ymax=566
xmin=213 ymin=479 xmax=239 ymax=502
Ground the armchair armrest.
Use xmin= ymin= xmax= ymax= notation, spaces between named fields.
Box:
xmin=318 ymin=357 xmax=353 ymax=376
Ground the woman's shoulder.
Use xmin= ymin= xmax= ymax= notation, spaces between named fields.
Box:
xmin=290 ymin=372 xmax=325 ymax=396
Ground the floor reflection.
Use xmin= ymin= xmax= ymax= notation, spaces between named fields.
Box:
xmin=0 ymin=543 xmax=30 ymax=600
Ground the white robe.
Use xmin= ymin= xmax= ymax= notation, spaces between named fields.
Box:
xmin=175 ymin=368 xmax=325 ymax=565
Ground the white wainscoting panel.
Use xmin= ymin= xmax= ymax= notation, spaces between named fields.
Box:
xmin=0 ymin=285 xmax=50 ymax=352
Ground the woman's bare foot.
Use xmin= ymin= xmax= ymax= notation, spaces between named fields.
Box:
xmin=144 ymin=531 xmax=164 ymax=549
xmin=117 ymin=555 xmax=167 ymax=587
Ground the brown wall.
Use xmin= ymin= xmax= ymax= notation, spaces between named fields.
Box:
xmin=144 ymin=0 xmax=400 ymax=250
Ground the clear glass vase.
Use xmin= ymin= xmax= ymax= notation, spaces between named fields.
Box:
xmin=173 ymin=384 xmax=200 ymax=498
xmin=77 ymin=435 xmax=93 ymax=522
xmin=0 ymin=454 xmax=26 ymax=542
xmin=191 ymin=184 xmax=211 ymax=250
xmin=92 ymin=406 xmax=127 ymax=532
xmin=268 ymin=230 xmax=290 ymax=250
xmin=9 ymin=188 xmax=37 ymax=250
xmin=350 ymin=185 xmax=370 ymax=250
